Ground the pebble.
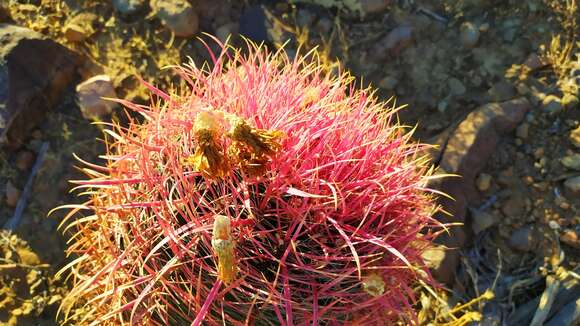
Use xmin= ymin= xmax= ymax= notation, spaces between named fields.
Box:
xmin=460 ymin=22 xmax=480 ymax=47
xmin=488 ymin=80 xmax=516 ymax=102
xmin=239 ymin=5 xmax=269 ymax=43
xmin=501 ymin=195 xmax=525 ymax=217
xmin=471 ymin=210 xmax=497 ymax=234
xmin=516 ymin=122 xmax=529 ymax=139
xmin=15 ymin=150 xmax=34 ymax=171
xmin=476 ymin=173 xmax=492 ymax=191
xmin=76 ymin=75 xmax=117 ymax=120
xmin=523 ymin=53 xmax=544 ymax=70
xmin=154 ymin=0 xmax=199 ymax=37
xmin=113 ymin=0 xmax=146 ymax=16
xmin=508 ymin=225 xmax=536 ymax=252
xmin=533 ymin=147 xmax=544 ymax=159
xmin=5 ymin=181 xmax=20 ymax=207
xmin=548 ymin=220 xmax=560 ymax=230
xmin=563 ymin=176 xmax=580 ymax=196
xmin=561 ymin=154 xmax=580 ymax=171
xmin=359 ymin=0 xmax=391 ymax=15
xmin=215 ymin=23 xmax=237 ymax=43
xmin=296 ymin=9 xmax=315 ymax=28
xmin=571 ymin=126 xmax=580 ymax=148
xmin=542 ymin=95 xmax=563 ymax=114
xmin=379 ymin=76 xmax=398 ymax=90
xmin=448 ymin=77 xmax=466 ymax=95
xmin=560 ymin=229 xmax=580 ymax=249
xmin=372 ymin=25 xmax=413 ymax=59
xmin=64 ymin=23 xmax=88 ymax=42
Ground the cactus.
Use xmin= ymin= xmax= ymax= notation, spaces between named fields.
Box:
xmin=55 ymin=40 xmax=442 ymax=325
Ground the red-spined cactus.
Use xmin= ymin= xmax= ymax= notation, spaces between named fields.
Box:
xmin=55 ymin=40 xmax=441 ymax=325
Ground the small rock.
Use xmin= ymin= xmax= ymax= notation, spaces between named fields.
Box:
xmin=239 ymin=5 xmax=269 ymax=43
xmin=476 ymin=173 xmax=492 ymax=191
xmin=563 ymin=176 xmax=580 ymax=196
xmin=15 ymin=150 xmax=34 ymax=171
xmin=460 ymin=22 xmax=480 ymax=47
xmin=560 ymin=229 xmax=580 ymax=249
xmin=571 ymin=126 xmax=580 ymax=148
xmin=76 ymin=75 xmax=117 ymax=120
xmin=421 ymin=243 xmax=459 ymax=284
xmin=360 ymin=0 xmax=391 ymax=15
xmin=516 ymin=122 xmax=529 ymax=139
xmin=379 ymin=76 xmax=398 ymax=90
xmin=488 ymin=80 xmax=516 ymax=102
xmin=154 ymin=0 xmax=199 ymax=37
xmin=542 ymin=95 xmax=563 ymax=114
xmin=64 ymin=23 xmax=88 ymax=42
xmin=448 ymin=77 xmax=466 ymax=96
xmin=371 ymin=25 xmax=413 ymax=60
xmin=296 ymin=9 xmax=315 ymax=28
xmin=113 ymin=0 xmax=146 ymax=16
xmin=561 ymin=94 xmax=579 ymax=110
xmin=561 ymin=154 xmax=580 ymax=171
xmin=508 ymin=225 xmax=536 ymax=252
xmin=523 ymin=53 xmax=544 ymax=71
xmin=479 ymin=23 xmax=490 ymax=32
xmin=215 ymin=23 xmax=238 ymax=43
xmin=471 ymin=210 xmax=498 ymax=234
xmin=5 ymin=181 xmax=20 ymax=207
xmin=501 ymin=195 xmax=525 ymax=217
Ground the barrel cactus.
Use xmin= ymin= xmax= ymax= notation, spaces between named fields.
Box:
xmin=56 ymin=40 xmax=441 ymax=325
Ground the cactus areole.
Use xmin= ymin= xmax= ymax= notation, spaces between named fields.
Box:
xmin=56 ymin=40 xmax=441 ymax=325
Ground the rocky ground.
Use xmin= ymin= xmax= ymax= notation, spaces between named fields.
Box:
xmin=0 ymin=0 xmax=578 ymax=325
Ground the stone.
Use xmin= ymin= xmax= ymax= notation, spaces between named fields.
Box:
xmin=5 ymin=180 xmax=19 ymax=207
xmin=239 ymin=5 xmax=269 ymax=44
xmin=516 ymin=122 xmax=529 ymax=139
xmin=76 ymin=75 xmax=117 ymax=120
xmin=359 ymin=0 xmax=391 ymax=15
xmin=471 ymin=210 xmax=498 ymax=234
xmin=15 ymin=150 xmax=34 ymax=171
xmin=431 ymin=98 xmax=530 ymax=280
xmin=460 ymin=22 xmax=480 ymax=47
xmin=296 ymin=9 xmax=315 ymax=28
xmin=571 ymin=126 xmax=580 ymax=148
xmin=421 ymin=243 xmax=458 ymax=285
xmin=113 ymin=0 xmax=146 ymax=16
xmin=508 ymin=225 xmax=536 ymax=252
xmin=488 ymin=80 xmax=516 ymax=102
xmin=561 ymin=94 xmax=579 ymax=110
xmin=64 ymin=23 xmax=88 ymax=42
xmin=523 ymin=53 xmax=544 ymax=71
xmin=371 ymin=25 xmax=413 ymax=60
xmin=215 ymin=23 xmax=238 ymax=43
xmin=438 ymin=97 xmax=530 ymax=203
xmin=501 ymin=195 xmax=525 ymax=217
xmin=560 ymin=229 xmax=580 ymax=249
xmin=476 ymin=173 xmax=492 ymax=191
xmin=448 ymin=77 xmax=466 ymax=96
xmin=0 ymin=24 xmax=84 ymax=150
xmin=379 ymin=76 xmax=398 ymax=90
xmin=542 ymin=95 xmax=563 ymax=114
xmin=561 ymin=154 xmax=580 ymax=171
xmin=154 ymin=0 xmax=199 ymax=37
xmin=564 ymin=176 xmax=580 ymax=197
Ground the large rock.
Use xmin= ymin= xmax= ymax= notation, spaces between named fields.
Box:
xmin=154 ymin=0 xmax=199 ymax=37
xmin=429 ymin=98 xmax=530 ymax=283
xmin=0 ymin=24 xmax=84 ymax=149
